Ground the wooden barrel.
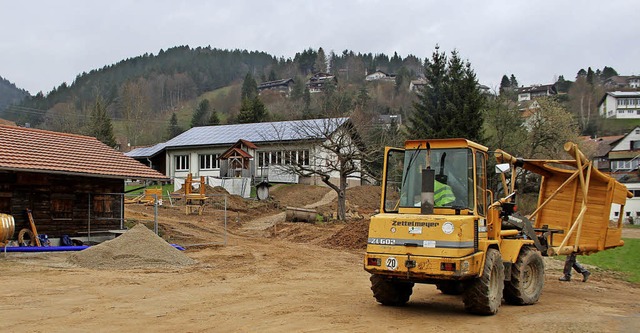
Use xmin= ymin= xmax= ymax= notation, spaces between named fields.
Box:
xmin=0 ymin=213 xmax=16 ymax=244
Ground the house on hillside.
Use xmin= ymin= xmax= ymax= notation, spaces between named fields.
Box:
xmin=365 ymin=70 xmax=396 ymax=82
xmin=409 ymin=78 xmax=427 ymax=92
xmin=126 ymin=118 xmax=363 ymax=197
xmin=516 ymin=84 xmax=557 ymax=102
xmin=582 ymin=135 xmax=625 ymax=171
xmin=0 ymin=125 xmax=166 ymax=242
xmin=376 ymin=114 xmax=402 ymax=128
xmin=601 ymin=128 xmax=640 ymax=223
xmin=604 ymin=75 xmax=640 ymax=89
xmin=258 ymin=78 xmax=294 ymax=96
xmin=307 ymin=73 xmax=337 ymax=93
xmin=598 ymin=91 xmax=640 ymax=119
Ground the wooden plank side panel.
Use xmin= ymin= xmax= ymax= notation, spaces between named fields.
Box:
xmin=5 ymin=171 xmax=125 ymax=238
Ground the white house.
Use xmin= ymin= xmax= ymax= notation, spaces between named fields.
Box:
xmin=605 ymin=126 xmax=640 ymax=223
xmin=515 ymin=84 xmax=557 ymax=102
xmin=365 ymin=70 xmax=396 ymax=82
xmin=604 ymin=75 xmax=640 ymax=89
xmin=598 ymin=91 xmax=640 ymax=119
xmin=126 ymin=118 xmax=362 ymax=196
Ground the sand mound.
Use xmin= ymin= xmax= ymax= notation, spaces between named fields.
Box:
xmin=67 ymin=224 xmax=195 ymax=269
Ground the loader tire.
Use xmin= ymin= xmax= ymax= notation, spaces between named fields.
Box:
xmin=370 ymin=274 xmax=414 ymax=306
xmin=435 ymin=281 xmax=464 ymax=295
xmin=463 ymin=248 xmax=504 ymax=315
xmin=504 ymin=246 xmax=544 ymax=305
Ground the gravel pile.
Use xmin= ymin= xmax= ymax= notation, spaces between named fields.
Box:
xmin=67 ymin=224 xmax=195 ymax=269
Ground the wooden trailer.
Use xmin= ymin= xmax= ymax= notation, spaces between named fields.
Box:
xmin=496 ymin=142 xmax=633 ymax=256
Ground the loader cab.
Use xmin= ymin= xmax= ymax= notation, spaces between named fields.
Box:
xmin=381 ymin=138 xmax=489 ymax=216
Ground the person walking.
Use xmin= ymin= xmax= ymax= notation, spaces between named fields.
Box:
xmin=558 ymin=253 xmax=591 ymax=282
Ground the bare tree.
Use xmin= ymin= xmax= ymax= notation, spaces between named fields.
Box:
xmin=266 ymin=118 xmax=371 ymax=220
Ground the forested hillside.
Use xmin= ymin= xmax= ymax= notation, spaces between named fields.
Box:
xmin=0 ymin=76 xmax=29 ymax=113
xmin=0 ymin=46 xmax=423 ymax=147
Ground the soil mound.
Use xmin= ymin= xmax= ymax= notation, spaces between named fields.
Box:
xmin=67 ymin=224 xmax=195 ymax=269
xmin=324 ymin=219 xmax=369 ymax=250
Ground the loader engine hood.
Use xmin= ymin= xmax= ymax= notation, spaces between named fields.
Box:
xmin=367 ymin=213 xmax=478 ymax=257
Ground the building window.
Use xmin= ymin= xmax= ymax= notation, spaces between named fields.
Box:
xmin=258 ymin=150 xmax=310 ymax=166
xmin=175 ymin=155 xmax=189 ymax=171
xmin=51 ymin=194 xmax=74 ymax=220
xmin=199 ymin=154 xmax=219 ymax=170
xmin=614 ymin=212 xmax=619 ymax=217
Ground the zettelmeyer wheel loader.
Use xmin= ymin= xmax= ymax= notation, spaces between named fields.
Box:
xmin=364 ymin=138 xmax=632 ymax=315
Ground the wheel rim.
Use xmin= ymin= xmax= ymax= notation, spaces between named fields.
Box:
xmin=522 ymin=261 xmax=538 ymax=294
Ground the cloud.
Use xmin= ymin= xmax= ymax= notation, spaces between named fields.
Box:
xmin=1 ymin=0 xmax=638 ymax=94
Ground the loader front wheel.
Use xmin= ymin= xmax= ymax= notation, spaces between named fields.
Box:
xmin=504 ymin=246 xmax=544 ymax=305
xmin=463 ymin=248 xmax=504 ymax=315
xmin=370 ymin=274 xmax=414 ymax=306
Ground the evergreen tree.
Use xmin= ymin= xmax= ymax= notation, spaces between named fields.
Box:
xmin=238 ymin=97 xmax=268 ymax=123
xmin=509 ymin=74 xmax=518 ymax=88
xmin=191 ymin=99 xmax=210 ymax=127
xmin=267 ymin=69 xmax=277 ymax=82
xmin=601 ymin=66 xmax=618 ymax=80
xmin=208 ymin=108 xmax=220 ymax=125
xmin=88 ymin=98 xmax=117 ymax=148
xmin=586 ymin=67 xmax=595 ymax=85
xmin=576 ymin=69 xmax=587 ymax=78
xmin=167 ymin=112 xmax=183 ymax=139
xmin=407 ymin=46 xmax=485 ymax=142
xmin=500 ymin=75 xmax=511 ymax=94
xmin=315 ymin=47 xmax=328 ymax=73
xmin=241 ymin=72 xmax=258 ymax=100
xmin=290 ymin=77 xmax=305 ymax=101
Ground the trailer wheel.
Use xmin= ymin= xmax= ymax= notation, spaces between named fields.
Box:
xmin=504 ymin=246 xmax=544 ymax=305
xmin=370 ymin=274 xmax=414 ymax=306
xmin=463 ymin=248 xmax=504 ymax=315
xmin=436 ymin=281 xmax=464 ymax=295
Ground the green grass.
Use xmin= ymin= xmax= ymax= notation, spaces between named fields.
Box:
xmin=575 ymin=238 xmax=640 ymax=283
xmin=125 ymin=183 xmax=174 ymax=197
xmin=601 ymin=118 xmax=640 ymax=135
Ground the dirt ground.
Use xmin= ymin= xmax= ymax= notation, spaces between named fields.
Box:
xmin=2 ymin=185 xmax=640 ymax=332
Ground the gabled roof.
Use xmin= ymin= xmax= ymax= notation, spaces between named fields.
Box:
xmin=599 ymin=91 xmax=640 ymax=106
xmin=126 ymin=142 xmax=168 ymax=159
xmin=516 ymin=84 xmax=557 ymax=94
xmin=258 ymin=78 xmax=294 ymax=89
xmin=0 ymin=125 xmax=167 ymax=180
xmin=126 ymin=118 xmax=349 ymax=158
xmin=220 ymin=147 xmax=253 ymax=160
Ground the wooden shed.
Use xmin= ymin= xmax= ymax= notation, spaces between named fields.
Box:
xmin=0 ymin=125 xmax=167 ymax=239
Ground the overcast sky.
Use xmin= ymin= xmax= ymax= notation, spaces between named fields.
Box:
xmin=1 ymin=0 xmax=638 ymax=95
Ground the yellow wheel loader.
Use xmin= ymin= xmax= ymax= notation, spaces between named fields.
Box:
xmin=364 ymin=138 xmax=631 ymax=315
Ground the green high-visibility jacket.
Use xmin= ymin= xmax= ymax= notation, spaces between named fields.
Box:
xmin=435 ymin=180 xmax=455 ymax=206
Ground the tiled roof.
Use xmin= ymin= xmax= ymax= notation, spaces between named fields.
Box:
xmin=0 ymin=125 xmax=167 ymax=180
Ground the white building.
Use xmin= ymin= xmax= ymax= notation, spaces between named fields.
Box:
xmin=606 ymin=126 xmax=640 ymax=223
xmin=516 ymin=84 xmax=557 ymax=102
xmin=598 ymin=91 xmax=640 ymax=119
xmin=126 ymin=118 xmax=362 ymax=197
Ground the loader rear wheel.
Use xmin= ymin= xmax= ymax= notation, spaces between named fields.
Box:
xmin=463 ymin=248 xmax=504 ymax=315
xmin=504 ymin=246 xmax=544 ymax=305
xmin=435 ymin=281 xmax=464 ymax=295
xmin=370 ymin=274 xmax=414 ymax=306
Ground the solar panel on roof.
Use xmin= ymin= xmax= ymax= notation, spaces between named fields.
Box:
xmin=161 ymin=117 xmax=348 ymax=149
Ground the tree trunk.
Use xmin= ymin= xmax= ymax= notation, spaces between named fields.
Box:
xmin=337 ymin=175 xmax=347 ymax=220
